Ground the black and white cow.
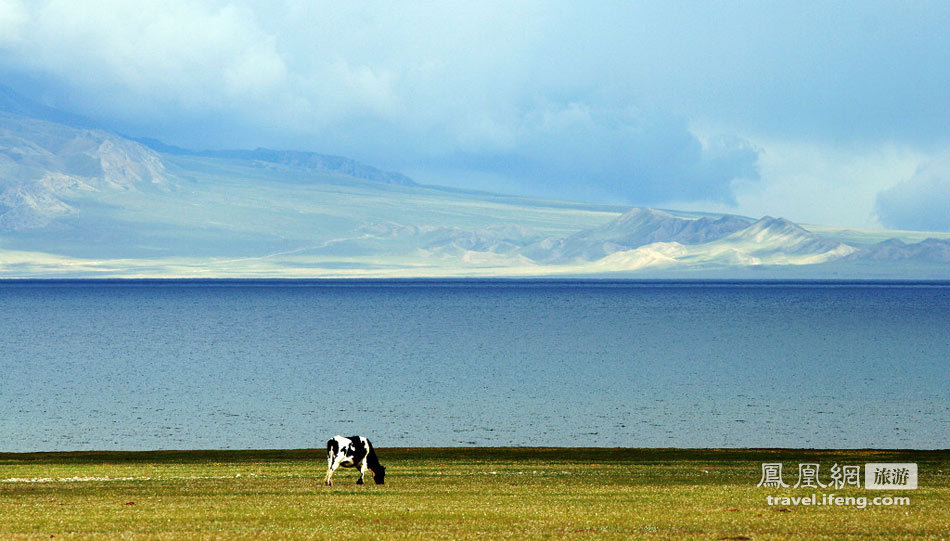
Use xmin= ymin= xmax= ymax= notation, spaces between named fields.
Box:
xmin=324 ymin=435 xmax=386 ymax=486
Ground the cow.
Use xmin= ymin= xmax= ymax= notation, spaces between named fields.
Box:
xmin=324 ymin=435 xmax=386 ymax=486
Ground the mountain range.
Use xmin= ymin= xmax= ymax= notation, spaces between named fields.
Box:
xmin=1 ymin=88 xmax=948 ymax=278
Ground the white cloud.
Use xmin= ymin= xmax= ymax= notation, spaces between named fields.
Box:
xmin=2 ymin=1 xmax=286 ymax=112
xmin=0 ymin=0 xmax=28 ymax=44
xmin=304 ymin=60 xmax=397 ymax=121
xmin=669 ymin=139 xmax=928 ymax=228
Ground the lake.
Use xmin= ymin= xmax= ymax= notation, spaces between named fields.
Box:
xmin=1 ymin=280 xmax=947 ymax=451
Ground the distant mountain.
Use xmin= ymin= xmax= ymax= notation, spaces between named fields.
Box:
xmin=0 ymin=106 xmax=416 ymax=232
xmin=591 ymin=242 xmax=690 ymax=271
xmin=847 ymin=238 xmax=950 ymax=263
xmin=605 ymin=208 xmax=753 ymax=245
xmin=522 ymin=207 xmax=752 ymax=262
xmin=0 ymin=87 xmax=164 ymax=231
xmin=587 ymin=216 xmax=857 ymax=272
xmin=0 ymin=115 xmax=167 ymax=230
xmin=721 ymin=216 xmax=852 ymax=255
xmin=134 ymin=138 xmax=416 ymax=187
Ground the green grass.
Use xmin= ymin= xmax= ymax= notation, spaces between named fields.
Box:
xmin=1 ymin=448 xmax=946 ymax=539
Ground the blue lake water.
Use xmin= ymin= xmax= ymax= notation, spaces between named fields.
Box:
xmin=1 ymin=280 xmax=947 ymax=451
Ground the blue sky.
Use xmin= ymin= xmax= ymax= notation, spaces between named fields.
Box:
xmin=1 ymin=1 xmax=948 ymax=230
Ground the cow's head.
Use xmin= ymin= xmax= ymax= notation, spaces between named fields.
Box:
xmin=372 ymin=465 xmax=386 ymax=485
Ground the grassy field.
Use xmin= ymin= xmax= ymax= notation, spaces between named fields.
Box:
xmin=0 ymin=448 xmax=946 ymax=539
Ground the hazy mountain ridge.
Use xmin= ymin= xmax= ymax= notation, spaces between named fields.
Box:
xmin=719 ymin=217 xmax=855 ymax=257
xmin=134 ymin=138 xmax=416 ymax=187
xmin=315 ymin=211 xmax=925 ymax=274
xmin=522 ymin=207 xmax=753 ymax=263
xmin=0 ymin=97 xmax=947 ymax=278
xmin=0 ymin=87 xmax=417 ymax=234
xmin=580 ymin=217 xmax=855 ymax=273
xmin=847 ymin=238 xmax=950 ymax=263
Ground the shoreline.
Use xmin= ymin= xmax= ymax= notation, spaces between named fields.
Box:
xmin=3 ymin=447 xmax=947 ymax=461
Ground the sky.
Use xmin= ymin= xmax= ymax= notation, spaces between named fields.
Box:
xmin=1 ymin=0 xmax=948 ymax=231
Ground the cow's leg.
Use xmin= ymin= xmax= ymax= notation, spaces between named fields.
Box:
xmin=324 ymin=452 xmax=334 ymax=486
xmin=356 ymin=460 xmax=368 ymax=485
xmin=325 ymin=452 xmax=345 ymax=486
